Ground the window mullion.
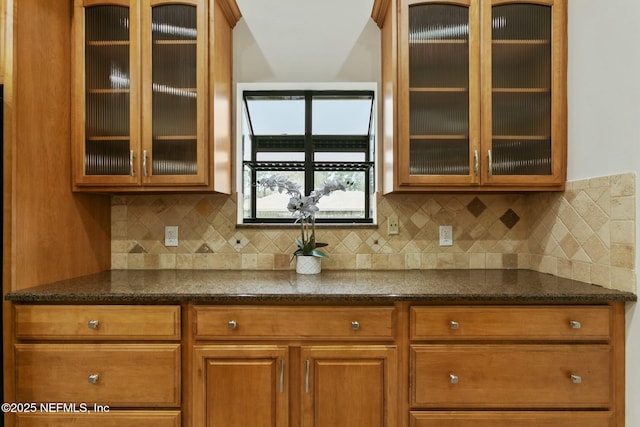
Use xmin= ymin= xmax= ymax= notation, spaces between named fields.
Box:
xmin=304 ymin=91 xmax=314 ymax=195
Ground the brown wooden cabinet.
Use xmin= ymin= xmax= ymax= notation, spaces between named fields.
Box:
xmin=375 ymin=0 xmax=567 ymax=192
xmin=191 ymin=306 xmax=398 ymax=427
xmin=408 ymin=304 xmax=625 ymax=427
xmin=13 ymin=304 xmax=182 ymax=426
xmin=71 ymin=0 xmax=238 ymax=192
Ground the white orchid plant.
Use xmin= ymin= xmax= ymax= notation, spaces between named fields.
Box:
xmin=257 ymin=175 xmax=352 ymax=259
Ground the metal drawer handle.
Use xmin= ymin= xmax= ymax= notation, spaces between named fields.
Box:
xmin=569 ymin=320 xmax=582 ymax=329
xmin=88 ymin=374 xmax=99 ymax=384
xmin=351 ymin=321 xmax=360 ymax=331
xmin=228 ymin=320 xmax=237 ymax=330
xmin=450 ymin=374 xmax=459 ymax=384
xmin=305 ymin=360 xmax=310 ymax=393
xmin=570 ymin=374 xmax=582 ymax=384
xmin=279 ymin=360 xmax=284 ymax=393
xmin=88 ymin=320 xmax=99 ymax=329
xmin=450 ymin=321 xmax=459 ymax=330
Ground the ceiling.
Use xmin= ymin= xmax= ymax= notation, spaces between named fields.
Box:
xmin=235 ymin=0 xmax=375 ymax=79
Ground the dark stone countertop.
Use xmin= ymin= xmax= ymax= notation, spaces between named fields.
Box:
xmin=5 ymin=269 xmax=636 ymax=304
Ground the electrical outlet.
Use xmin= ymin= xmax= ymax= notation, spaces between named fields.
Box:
xmin=439 ymin=225 xmax=453 ymax=246
xmin=387 ymin=215 xmax=399 ymax=235
xmin=165 ymin=226 xmax=179 ymax=247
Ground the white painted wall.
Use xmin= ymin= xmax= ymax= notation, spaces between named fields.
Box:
xmin=233 ymin=1 xmax=640 ymax=424
xmin=567 ymin=2 xmax=640 ymax=426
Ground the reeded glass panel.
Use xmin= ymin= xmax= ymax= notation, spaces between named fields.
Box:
xmin=151 ymin=5 xmax=198 ymax=175
xmin=410 ymin=140 xmax=469 ymax=175
xmin=409 ymin=4 xmax=469 ymax=175
xmin=491 ymin=4 xmax=551 ymax=175
xmin=84 ymin=6 xmax=131 ymax=175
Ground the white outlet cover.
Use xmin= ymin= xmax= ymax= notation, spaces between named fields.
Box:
xmin=165 ymin=226 xmax=179 ymax=247
xmin=439 ymin=225 xmax=453 ymax=246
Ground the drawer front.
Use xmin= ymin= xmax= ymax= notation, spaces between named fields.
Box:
xmin=15 ymin=305 xmax=181 ymax=340
xmin=194 ymin=306 xmax=395 ymax=340
xmin=16 ymin=411 xmax=181 ymax=427
xmin=411 ymin=306 xmax=611 ymax=341
xmin=411 ymin=344 xmax=611 ymax=408
xmin=15 ymin=344 xmax=181 ymax=407
xmin=410 ymin=411 xmax=614 ymax=427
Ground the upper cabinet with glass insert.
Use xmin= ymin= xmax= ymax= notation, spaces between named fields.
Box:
xmin=375 ymin=0 xmax=566 ymax=192
xmin=72 ymin=0 xmax=240 ymax=192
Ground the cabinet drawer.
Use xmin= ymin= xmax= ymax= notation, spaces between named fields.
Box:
xmin=411 ymin=344 xmax=611 ymax=408
xmin=15 ymin=344 xmax=181 ymax=407
xmin=410 ymin=411 xmax=614 ymax=427
xmin=194 ymin=306 xmax=395 ymax=340
xmin=411 ymin=306 xmax=611 ymax=341
xmin=16 ymin=411 xmax=181 ymax=427
xmin=15 ymin=305 xmax=181 ymax=340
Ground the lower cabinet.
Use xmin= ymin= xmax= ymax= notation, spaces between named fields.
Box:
xmin=192 ymin=344 xmax=397 ymax=427
xmin=15 ymin=411 xmax=181 ymax=427
xmin=409 ymin=304 xmax=623 ymax=427
xmin=9 ymin=302 xmax=625 ymax=427
xmin=410 ymin=411 xmax=614 ymax=427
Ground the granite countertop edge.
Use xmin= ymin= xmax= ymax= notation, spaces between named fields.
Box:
xmin=5 ymin=269 xmax=637 ymax=304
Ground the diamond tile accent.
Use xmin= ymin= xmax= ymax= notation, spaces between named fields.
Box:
xmin=500 ymin=209 xmax=520 ymax=229
xmin=467 ymin=197 xmax=487 ymax=217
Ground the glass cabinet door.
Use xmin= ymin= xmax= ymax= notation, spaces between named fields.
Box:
xmin=77 ymin=2 xmax=140 ymax=184
xmin=398 ymin=0 xmax=480 ymax=186
xmin=482 ymin=0 xmax=566 ymax=185
xmin=142 ymin=0 xmax=207 ymax=185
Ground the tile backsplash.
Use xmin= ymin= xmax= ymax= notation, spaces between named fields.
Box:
xmin=111 ymin=173 xmax=636 ymax=292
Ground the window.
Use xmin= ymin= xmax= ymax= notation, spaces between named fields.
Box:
xmin=238 ymin=87 xmax=376 ymax=224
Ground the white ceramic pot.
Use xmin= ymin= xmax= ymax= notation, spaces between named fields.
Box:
xmin=295 ymin=255 xmax=322 ymax=274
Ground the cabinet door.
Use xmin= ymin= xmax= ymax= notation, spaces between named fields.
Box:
xmin=72 ymin=0 xmax=141 ymax=186
xmin=398 ymin=0 xmax=481 ymax=187
xmin=192 ymin=345 xmax=289 ymax=427
xmin=141 ymin=0 xmax=208 ymax=186
xmin=481 ymin=0 xmax=566 ymax=186
xmin=301 ymin=346 xmax=397 ymax=427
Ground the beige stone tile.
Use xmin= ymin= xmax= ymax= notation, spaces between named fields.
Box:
xmin=610 ymin=244 xmax=635 ymax=269
xmin=111 ymin=254 xmax=128 ymax=269
xmin=356 ymin=254 xmax=372 ymax=270
xmin=590 ymin=264 xmax=611 ymax=288
xmin=469 ymin=253 xmax=486 ymax=268
xmin=610 ymin=267 xmax=636 ymax=292
xmin=611 ymin=173 xmax=635 ymax=197
xmin=486 ymin=253 xmax=503 ymax=269
xmin=176 ymin=254 xmax=194 ymax=269
xmin=421 ymin=253 xmax=437 ymax=269
xmin=388 ymin=253 xmax=406 ymax=269
xmin=611 ymin=197 xmax=635 ymax=220
xmin=406 ymin=253 xmax=421 ymax=269
xmin=372 ymin=254 xmax=390 ymax=270
xmin=242 ymin=254 xmax=258 ymax=270
xmin=588 ymin=176 xmax=610 ymax=188
xmin=582 ymin=235 xmax=608 ymax=263
xmin=454 ymin=253 xmax=470 ymax=269
xmin=559 ymin=234 xmax=580 ymax=258
xmin=158 ymin=254 xmax=177 ymax=269
xmin=436 ymin=253 xmax=454 ymax=269
xmin=127 ymin=254 xmax=146 ymax=269
xmin=571 ymin=261 xmax=591 ymax=284
xmin=502 ymin=254 xmax=518 ymax=269
xmin=610 ymin=220 xmax=635 ymax=245
xmin=539 ymin=256 xmax=557 ymax=275
xmin=557 ymin=259 xmax=572 ymax=279
xmin=274 ymin=254 xmax=291 ymax=270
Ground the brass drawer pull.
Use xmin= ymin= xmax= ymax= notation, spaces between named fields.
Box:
xmin=228 ymin=320 xmax=237 ymax=330
xmin=570 ymin=374 xmax=582 ymax=384
xmin=88 ymin=374 xmax=99 ymax=384
xmin=569 ymin=320 xmax=582 ymax=329
xmin=87 ymin=320 xmax=99 ymax=329
xmin=449 ymin=374 xmax=459 ymax=384
xmin=449 ymin=321 xmax=459 ymax=330
xmin=351 ymin=321 xmax=360 ymax=331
